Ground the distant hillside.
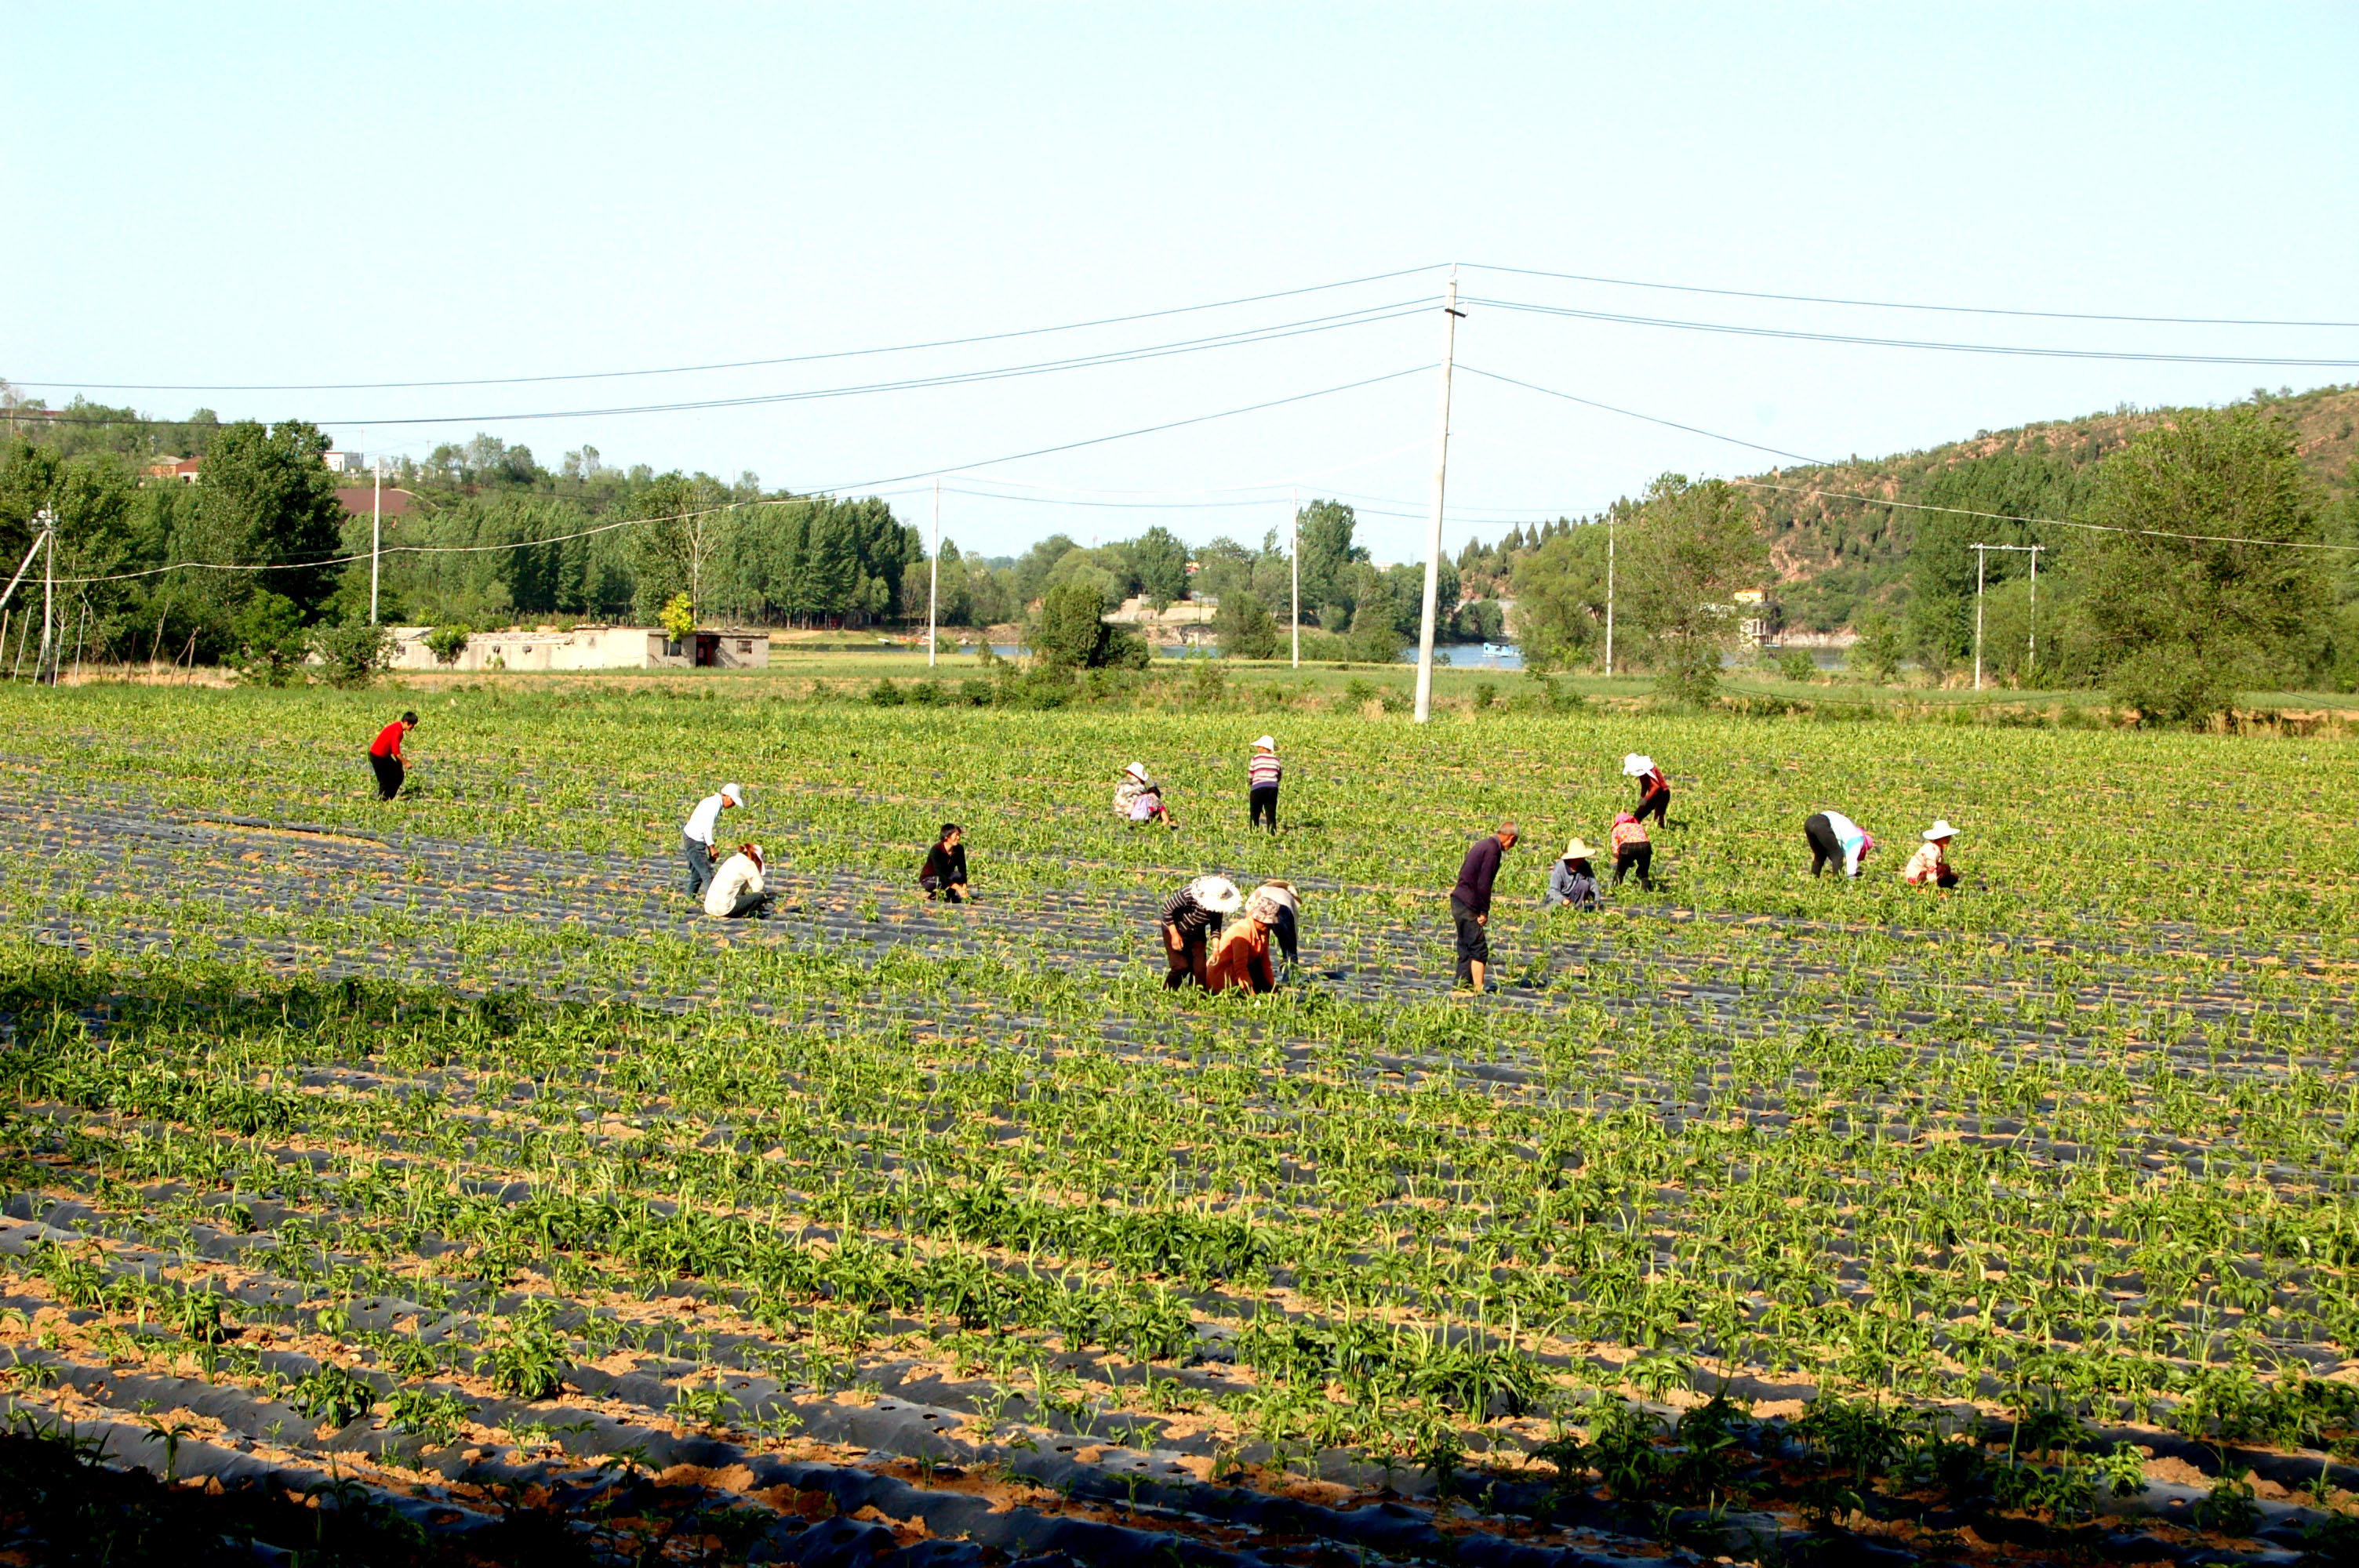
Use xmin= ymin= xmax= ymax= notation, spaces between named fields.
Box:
xmin=1742 ymin=383 xmax=2359 ymax=631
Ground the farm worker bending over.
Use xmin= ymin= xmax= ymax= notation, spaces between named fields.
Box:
xmin=1608 ymin=811 xmax=1655 ymax=891
xmin=920 ymin=823 xmax=970 ymax=902
xmin=705 ymin=843 xmax=772 ymax=918
xmin=1247 ymin=736 xmax=1282 ymax=833
xmin=1805 ymin=810 xmax=1876 ymax=878
xmin=1249 ymin=880 xmax=1301 ymax=966
xmin=1625 ymin=754 xmax=1671 ymax=828
xmin=1115 ymin=761 xmax=1174 ymax=827
xmin=1449 ymin=822 xmax=1517 ymax=993
xmin=682 ymin=782 xmax=745 ymax=900
xmin=368 ymin=711 xmax=417 ymax=802
xmin=1206 ymin=885 xmax=1292 ymax=995
xmin=1160 ymin=875 xmax=1241 ymax=989
xmin=1904 ymin=820 xmax=1961 ymax=889
xmin=1547 ymin=838 xmax=1601 ymax=909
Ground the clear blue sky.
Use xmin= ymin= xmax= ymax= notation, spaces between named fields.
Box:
xmin=7 ymin=5 xmax=2354 ymax=562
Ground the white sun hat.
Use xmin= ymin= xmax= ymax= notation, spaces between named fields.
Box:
xmin=721 ymin=782 xmax=745 ymax=806
xmin=1188 ymin=875 xmax=1244 ymax=914
xmin=1252 ymin=735 xmax=1276 ymax=752
xmin=1124 ymin=760 xmax=1150 ymax=782
xmin=1564 ymin=837 xmax=1595 ymax=860
xmin=1622 ymin=754 xmax=1653 ymax=778
xmin=1923 ymin=819 xmax=1960 ymax=841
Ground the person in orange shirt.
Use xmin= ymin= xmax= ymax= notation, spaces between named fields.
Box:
xmin=1903 ymin=821 xmax=1961 ymax=889
xmin=1608 ymin=811 xmax=1654 ymax=891
xmin=1205 ymin=886 xmax=1292 ymax=994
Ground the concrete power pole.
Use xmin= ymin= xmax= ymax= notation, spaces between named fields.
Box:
xmin=1972 ymin=544 xmax=1986 ymax=691
xmin=929 ymin=479 xmax=940 ymax=670
xmin=369 ymin=455 xmax=383 ymax=626
xmin=38 ymin=510 xmax=55 ymax=685
xmin=1412 ymin=269 xmax=1463 ymax=723
xmin=1289 ymin=486 xmax=1299 ymax=670
xmin=1604 ymin=512 xmax=1616 ymax=677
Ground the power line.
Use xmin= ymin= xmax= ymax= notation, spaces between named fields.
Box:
xmin=1456 ymin=365 xmax=1829 ymax=465
xmin=1462 ymin=296 xmax=2359 ymax=368
xmin=9 ymin=302 xmax=1430 ymax=432
xmin=53 ymin=365 xmax=1434 ymax=586
xmin=14 ymin=263 xmax=1448 ymax=393
xmin=1463 ymin=261 xmax=2359 ymax=331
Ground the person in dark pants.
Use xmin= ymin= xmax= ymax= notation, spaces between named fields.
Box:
xmin=1608 ymin=811 xmax=1654 ymax=890
xmin=1160 ymin=876 xmax=1242 ymax=989
xmin=920 ymin=823 xmax=970 ymax=902
xmin=1805 ymin=809 xmax=1874 ymax=878
xmin=1625 ymin=753 xmax=1671 ymax=827
xmin=368 ymin=712 xmax=417 ymax=800
xmin=1448 ymin=822 xmax=1517 ymax=993
xmin=1247 ymin=735 xmax=1281 ymax=832
xmin=682 ymin=782 xmax=746 ymax=900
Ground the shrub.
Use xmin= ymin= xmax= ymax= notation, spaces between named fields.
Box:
xmin=1779 ymin=648 xmax=1818 ymax=684
xmin=867 ymin=678 xmax=906 ymax=706
xmin=426 ymin=624 xmax=472 ymax=667
xmin=660 ymin=593 xmax=696 ymax=644
xmin=230 ymin=593 xmax=308 ymax=687
xmin=1212 ymin=590 xmax=1280 ymax=660
xmin=309 ymin=620 xmax=392 ymax=688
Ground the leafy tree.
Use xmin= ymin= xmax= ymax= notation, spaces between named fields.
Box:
xmin=1012 ymin=533 xmax=1081 ymax=608
xmin=660 ymin=593 xmax=695 ymax=642
xmin=629 ymin=472 xmax=733 ymax=622
xmin=229 ymin=592 xmax=308 ymax=686
xmin=310 ymin=619 xmax=391 ymax=688
xmin=1848 ymin=606 xmax=1904 ymax=682
xmin=1619 ymin=474 xmax=1771 ymax=703
xmin=1129 ymin=525 xmax=1190 ymax=607
xmin=192 ymin=420 xmax=347 ymax=618
xmin=1509 ymin=522 xmax=1610 ymax=672
xmin=426 ymin=624 xmax=471 ymax=666
xmin=1030 ymin=578 xmax=1146 ymax=669
xmin=2070 ymin=405 xmax=2328 ymax=725
xmin=1296 ymin=499 xmax=1368 ymax=626
xmin=1212 ymin=589 xmax=1279 ymax=659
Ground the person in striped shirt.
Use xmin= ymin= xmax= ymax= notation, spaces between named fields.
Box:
xmin=1246 ymin=735 xmax=1282 ymax=833
xmin=1159 ymin=874 xmax=1241 ymax=989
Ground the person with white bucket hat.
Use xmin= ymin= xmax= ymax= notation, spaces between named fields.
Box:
xmin=1903 ymin=821 xmax=1961 ymax=889
xmin=1623 ymin=753 xmax=1671 ymax=828
xmin=1159 ymin=874 xmax=1241 ymax=989
xmin=1114 ymin=760 xmax=1173 ymax=827
xmin=1246 ymin=735 xmax=1283 ymax=833
xmin=1547 ymin=837 xmax=1601 ymax=909
xmin=682 ymin=782 xmax=746 ymax=900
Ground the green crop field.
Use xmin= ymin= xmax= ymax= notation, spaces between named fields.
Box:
xmin=2 ymin=673 xmax=2355 ymax=1565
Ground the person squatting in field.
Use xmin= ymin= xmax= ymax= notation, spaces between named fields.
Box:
xmin=368 ymin=711 xmax=417 ymax=801
xmin=1625 ymin=753 xmax=1670 ymax=828
xmin=1547 ymin=837 xmax=1601 ymax=909
xmin=1449 ymin=822 xmax=1517 ymax=993
xmin=682 ymin=782 xmax=745 ymax=899
xmin=1160 ymin=875 xmax=1241 ymax=989
xmin=1205 ymin=884 xmax=1297 ymax=994
xmin=920 ymin=823 xmax=971 ymax=902
xmin=1247 ymin=735 xmax=1282 ymax=832
xmin=1609 ymin=811 xmax=1655 ymax=890
xmin=1904 ymin=819 xmax=1961 ymax=888
xmin=1115 ymin=761 xmax=1173 ymax=827
xmin=1805 ymin=809 xmax=1876 ymax=877
xmin=705 ymin=843 xmax=772 ymax=918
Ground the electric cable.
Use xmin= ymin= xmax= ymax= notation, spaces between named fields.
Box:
xmin=14 ymin=264 xmax=1448 ymax=393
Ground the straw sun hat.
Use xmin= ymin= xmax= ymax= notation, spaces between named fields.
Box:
xmin=1563 ymin=837 xmax=1595 ymax=860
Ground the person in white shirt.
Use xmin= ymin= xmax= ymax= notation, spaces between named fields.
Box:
xmin=682 ymin=782 xmax=745 ymax=899
xmin=1805 ymin=810 xmax=1876 ymax=878
xmin=705 ymin=842 xmax=772 ymax=918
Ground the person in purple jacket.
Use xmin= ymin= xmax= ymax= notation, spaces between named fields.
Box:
xmin=1448 ymin=821 xmax=1518 ymax=993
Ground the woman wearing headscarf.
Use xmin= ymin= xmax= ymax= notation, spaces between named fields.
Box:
xmin=1206 ymin=884 xmax=1295 ymax=994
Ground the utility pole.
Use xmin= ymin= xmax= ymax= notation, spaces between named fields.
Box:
xmin=38 ymin=510 xmax=56 ymax=684
xmin=1412 ymin=267 xmax=1463 ymax=723
xmin=1972 ymin=544 xmax=1985 ymax=692
xmin=2026 ymin=544 xmax=2041 ymax=678
xmin=928 ymin=478 xmax=940 ymax=670
xmin=369 ymin=455 xmax=383 ymax=625
xmin=1970 ymin=542 xmax=2042 ymax=691
xmin=1604 ymin=512 xmax=1616 ymax=676
xmin=1289 ymin=486 xmax=1299 ymax=670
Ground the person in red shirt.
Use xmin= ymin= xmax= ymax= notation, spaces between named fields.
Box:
xmin=1625 ymin=753 xmax=1671 ymax=828
xmin=369 ymin=711 xmax=418 ymax=801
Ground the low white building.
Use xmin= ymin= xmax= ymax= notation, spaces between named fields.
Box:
xmin=388 ymin=626 xmax=770 ymax=672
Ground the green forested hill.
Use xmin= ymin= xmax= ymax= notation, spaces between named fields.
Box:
xmin=1747 ymin=383 xmax=2359 ymax=631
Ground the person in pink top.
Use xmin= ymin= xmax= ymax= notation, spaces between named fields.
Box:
xmin=1608 ymin=811 xmax=1654 ymax=891
xmin=1903 ymin=821 xmax=1961 ymax=889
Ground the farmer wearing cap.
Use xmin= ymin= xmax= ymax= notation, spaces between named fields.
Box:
xmin=1160 ymin=874 xmax=1241 ymax=989
xmin=368 ymin=711 xmax=418 ymax=802
xmin=1249 ymin=880 xmax=1302 ymax=966
xmin=1247 ymin=736 xmax=1283 ymax=833
xmin=705 ymin=842 xmax=772 ymax=918
xmin=1608 ymin=811 xmax=1655 ymax=891
xmin=1115 ymin=761 xmax=1173 ymax=827
xmin=682 ymin=782 xmax=746 ymax=900
xmin=1206 ymin=884 xmax=1294 ymax=994
xmin=1903 ymin=821 xmax=1961 ymax=889
xmin=920 ymin=823 xmax=970 ymax=902
xmin=1805 ymin=809 xmax=1875 ymax=879
xmin=1449 ymin=822 xmax=1518 ymax=993
xmin=1547 ymin=838 xmax=1601 ymax=909
xmin=1625 ymin=753 xmax=1670 ymax=828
